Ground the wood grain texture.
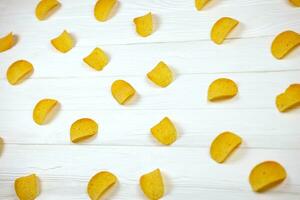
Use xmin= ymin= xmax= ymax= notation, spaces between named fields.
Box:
xmin=0 ymin=0 xmax=299 ymax=199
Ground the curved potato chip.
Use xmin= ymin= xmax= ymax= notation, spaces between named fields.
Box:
xmin=210 ymin=131 xmax=242 ymax=163
xmin=70 ymin=118 xmax=98 ymax=143
xmin=276 ymin=84 xmax=300 ymax=112
xmin=33 ymin=98 xmax=59 ymax=125
xmin=7 ymin=60 xmax=34 ymax=85
xmin=271 ymin=30 xmax=300 ymax=59
xmin=0 ymin=137 xmax=3 ymax=157
xmin=87 ymin=171 xmax=117 ymax=200
xmin=208 ymin=78 xmax=238 ymax=101
xmin=111 ymin=80 xmax=136 ymax=105
xmin=147 ymin=61 xmax=173 ymax=88
xmin=249 ymin=161 xmax=287 ymax=192
xmin=83 ymin=48 xmax=109 ymax=71
xmin=94 ymin=0 xmax=117 ymax=22
xmin=15 ymin=174 xmax=40 ymax=200
xmin=211 ymin=17 xmax=239 ymax=44
xmin=151 ymin=117 xmax=177 ymax=145
xmin=289 ymin=0 xmax=300 ymax=6
xmin=0 ymin=32 xmax=15 ymax=53
xmin=134 ymin=12 xmax=153 ymax=37
xmin=51 ymin=30 xmax=74 ymax=53
xmin=140 ymin=169 xmax=164 ymax=200
xmin=195 ymin=0 xmax=210 ymax=10
xmin=35 ymin=0 xmax=60 ymax=20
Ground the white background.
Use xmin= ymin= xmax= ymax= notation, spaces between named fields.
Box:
xmin=0 ymin=0 xmax=300 ymax=199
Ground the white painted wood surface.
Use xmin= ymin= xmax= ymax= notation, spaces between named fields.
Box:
xmin=0 ymin=0 xmax=300 ymax=199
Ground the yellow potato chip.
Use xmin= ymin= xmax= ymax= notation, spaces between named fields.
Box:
xmin=276 ymin=84 xmax=300 ymax=112
xmin=111 ymin=80 xmax=136 ymax=105
xmin=151 ymin=117 xmax=177 ymax=145
xmin=211 ymin=17 xmax=239 ymax=44
xmin=210 ymin=131 xmax=242 ymax=163
xmin=70 ymin=118 xmax=98 ymax=143
xmin=0 ymin=137 xmax=3 ymax=156
xmin=15 ymin=174 xmax=40 ymax=200
xmin=249 ymin=161 xmax=287 ymax=192
xmin=195 ymin=0 xmax=210 ymax=10
xmin=290 ymin=0 xmax=300 ymax=6
xmin=87 ymin=171 xmax=117 ymax=200
xmin=208 ymin=78 xmax=238 ymax=101
xmin=83 ymin=48 xmax=109 ymax=71
xmin=271 ymin=30 xmax=300 ymax=59
xmin=147 ymin=61 xmax=173 ymax=88
xmin=33 ymin=99 xmax=59 ymax=125
xmin=134 ymin=12 xmax=153 ymax=37
xmin=140 ymin=169 xmax=164 ymax=200
xmin=35 ymin=0 xmax=60 ymax=20
xmin=0 ymin=32 xmax=15 ymax=53
xmin=94 ymin=0 xmax=117 ymax=22
xmin=51 ymin=30 xmax=74 ymax=53
xmin=7 ymin=60 xmax=34 ymax=85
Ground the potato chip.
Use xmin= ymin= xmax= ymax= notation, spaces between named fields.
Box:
xmin=7 ymin=60 xmax=34 ymax=85
xmin=87 ymin=171 xmax=117 ymax=200
xmin=140 ymin=169 xmax=164 ymax=200
xmin=134 ymin=12 xmax=153 ymax=37
xmin=151 ymin=117 xmax=177 ymax=145
xmin=211 ymin=17 xmax=239 ymax=44
xmin=290 ymin=0 xmax=300 ymax=6
xmin=83 ymin=48 xmax=109 ymax=71
xmin=195 ymin=0 xmax=210 ymax=10
xmin=210 ymin=131 xmax=242 ymax=163
xmin=70 ymin=118 xmax=98 ymax=143
xmin=35 ymin=0 xmax=60 ymax=20
xmin=276 ymin=84 xmax=300 ymax=112
xmin=271 ymin=30 xmax=300 ymax=59
xmin=94 ymin=0 xmax=117 ymax=22
xmin=208 ymin=78 xmax=238 ymax=101
xmin=33 ymin=99 xmax=59 ymax=125
xmin=51 ymin=30 xmax=74 ymax=53
xmin=0 ymin=32 xmax=15 ymax=53
xmin=15 ymin=174 xmax=40 ymax=200
xmin=249 ymin=161 xmax=287 ymax=192
xmin=111 ymin=80 xmax=136 ymax=105
xmin=0 ymin=137 xmax=3 ymax=156
xmin=147 ymin=61 xmax=173 ymax=88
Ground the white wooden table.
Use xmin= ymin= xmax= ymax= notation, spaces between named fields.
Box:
xmin=0 ymin=0 xmax=300 ymax=199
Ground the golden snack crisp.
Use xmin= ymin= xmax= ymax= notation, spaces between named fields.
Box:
xmin=35 ymin=0 xmax=60 ymax=20
xmin=94 ymin=0 xmax=117 ymax=22
xmin=87 ymin=171 xmax=117 ymax=200
xmin=140 ymin=169 xmax=164 ymax=200
xmin=7 ymin=60 xmax=34 ymax=85
xmin=111 ymin=80 xmax=136 ymax=105
xmin=211 ymin=17 xmax=239 ymax=44
xmin=51 ymin=30 xmax=74 ymax=53
xmin=83 ymin=48 xmax=109 ymax=71
xmin=249 ymin=161 xmax=287 ymax=192
xmin=276 ymin=84 xmax=300 ymax=112
xmin=151 ymin=117 xmax=177 ymax=145
xmin=134 ymin=12 xmax=153 ymax=37
xmin=0 ymin=32 xmax=15 ymax=52
xmin=195 ymin=0 xmax=210 ymax=10
xmin=290 ymin=0 xmax=300 ymax=6
xmin=147 ymin=61 xmax=173 ymax=87
xmin=70 ymin=118 xmax=98 ymax=143
xmin=15 ymin=174 xmax=40 ymax=200
xmin=208 ymin=78 xmax=238 ymax=101
xmin=33 ymin=99 xmax=59 ymax=125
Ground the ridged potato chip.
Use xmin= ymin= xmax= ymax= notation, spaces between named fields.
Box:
xmin=70 ymin=118 xmax=98 ymax=143
xmin=33 ymin=98 xmax=59 ymax=125
xmin=111 ymin=80 xmax=136 ymax=105
xmin=87 ymin=171 xmax=117 ymax=200
xmin=210 ymin=131 xmax=242 ymax=163
xmin=249 ymin=161 xmax=287 ymax=192
xmin=51 ymin=30 xmax=74 ymax=53
xmin=0 ymin=32 xmax=15 ymax=53
xmin=195 ymin=0 xmax=210 ymax=10
xmin=211 ymin=17 xmax=239 ymax=44
xmin=276 ymin=84 xmax=300 ymax=112
xmin=208 ymin=78 xmax=238 ymax=101
xmin=15 ymin=174 xmax=40 ymax=200
xmin=35 ymin=0 xmax=60 ymax=20
xmin=83 ymin=48 xmax=109 ymax=71
xmin=94 ymin=0 xmax=117 ymax=22
xmin=134 ymin=12 xmax=153 ymax=37
xmin=147 ymin=61 xmax=173 ymax=88
xmin=271 ymin=30 xmax=300 ymax=59
xmin=290 ymin=0 xmax=300 ymax=6
xmin=151 ymin=117 xmax=177 ymax=145
xmin=7 ymin=60 xmax=34 ymax=85
xmin=140 ymin=169 xmax=164 ymax=200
